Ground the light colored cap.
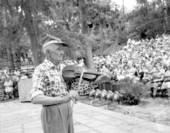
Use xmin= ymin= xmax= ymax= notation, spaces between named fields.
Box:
xmin=43 ymin=37 xmax=69 ymax=49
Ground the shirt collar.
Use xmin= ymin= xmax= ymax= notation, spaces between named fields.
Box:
xmin=44 ymin=59 xmax=60 ymax=71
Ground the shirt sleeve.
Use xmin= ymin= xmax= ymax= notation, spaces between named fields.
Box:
xmin=30 ymin=67 xmax=45 ymax=100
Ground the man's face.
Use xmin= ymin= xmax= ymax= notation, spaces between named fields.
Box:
xmin=49 ymin=44 xmax=65 ymax=63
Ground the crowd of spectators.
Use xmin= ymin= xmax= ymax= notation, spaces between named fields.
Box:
xmin=93 ymin=35 xmax=170 ymax=80
xmin=93 ymin=35 xmax=170 ymax=96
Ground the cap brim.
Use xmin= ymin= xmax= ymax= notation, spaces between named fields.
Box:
xmin=43 ymin=40 xmax=69 ymax=48
xmin=56 ymin=42 xmax=69 ymax=47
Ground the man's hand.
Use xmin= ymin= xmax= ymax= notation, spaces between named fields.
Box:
xmin=63 ymin=93 xmax=72 ymax=103
xmin=69 ymin=90 xmax=79 ymax=102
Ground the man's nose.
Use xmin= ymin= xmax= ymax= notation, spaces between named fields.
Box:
xmin=60 ymin=49 xmax=64 ymax=54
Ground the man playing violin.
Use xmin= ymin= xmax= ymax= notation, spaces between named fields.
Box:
xmin=30 ymin=35 xmax=79 ymax=133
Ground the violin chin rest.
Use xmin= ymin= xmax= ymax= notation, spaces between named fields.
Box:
xmin=83 ymin=74 xmax=97 ymax=80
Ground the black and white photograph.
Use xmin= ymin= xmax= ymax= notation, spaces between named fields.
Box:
xmin=0 ymin=0 xmax=170 ymax=133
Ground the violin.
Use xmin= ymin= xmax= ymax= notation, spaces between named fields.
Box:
xmin=62 ymin=65 xmax=102 ymax=82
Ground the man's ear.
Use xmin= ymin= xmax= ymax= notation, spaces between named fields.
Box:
xmin=46 ymin=49 xmax=50 ymax=54
xmin=46 ymin=50 xmax=51 ymax=59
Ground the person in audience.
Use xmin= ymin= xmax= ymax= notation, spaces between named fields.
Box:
xmin=12 ymin=75 xmax=19 ymax=97
xmin=14 ymin=69 xmax=20 ymax=76
xmin=4 ymin=76 xmax=14 ymax=99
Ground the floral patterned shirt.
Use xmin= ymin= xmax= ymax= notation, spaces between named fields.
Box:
xmin=30 ymin=59 xmax=68 ymax=99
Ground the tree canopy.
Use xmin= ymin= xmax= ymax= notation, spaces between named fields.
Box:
xmin=0 ymin=0 xmax=170 ymax=69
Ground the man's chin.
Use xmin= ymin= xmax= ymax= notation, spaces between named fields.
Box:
xmin=60 ymin=57 xmax=64 ymax=61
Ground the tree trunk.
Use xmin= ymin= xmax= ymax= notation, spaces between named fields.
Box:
xmin=165 ymin=0 xmax=170 ymax=32
xmin=6 ymin=42 xmax=15 ymax=70
xmin=2 ymin=6 xmax=15 ymax=69
xmin=14 ymin=49 xmax=21 ymax=69
xmin=167 ymin=6 xmax=170 ymax=32
xmin=79 ymin=0 xmax=94 ymax=69
xmin=22 ymin=1 xmax=42 ymax=66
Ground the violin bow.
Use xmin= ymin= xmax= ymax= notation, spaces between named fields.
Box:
xmin=71 ymin=68 xmax=85 ymax=109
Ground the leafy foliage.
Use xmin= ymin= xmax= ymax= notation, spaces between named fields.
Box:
xmin=40 ymin=0 xmax=127 ymax=55
xmin=1 ymin=0 xmax=169 ymax=68
xmin=127 ymin=0 xmax=169 ymax=40
xmin=116 ymin=78 xmax=145 ymax=105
